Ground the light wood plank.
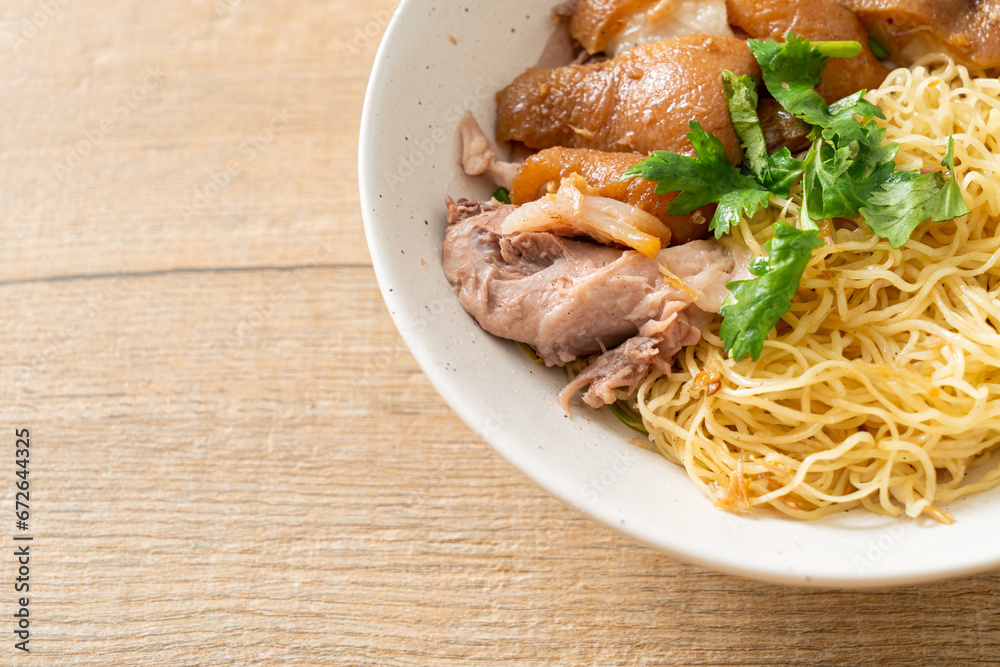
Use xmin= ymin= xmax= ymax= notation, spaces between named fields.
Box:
xmin=0 ymin=0 xmax=376 ymax=281
xmin=0 ymin=268 xmax=997 ymax=665
xmin=0 ymin=0 xmax=997 ymax=664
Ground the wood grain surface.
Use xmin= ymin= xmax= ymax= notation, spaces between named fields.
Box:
xmin=1 ymin=1 xmax=998 ymax=664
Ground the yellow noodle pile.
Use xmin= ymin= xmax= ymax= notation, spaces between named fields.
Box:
xmin=637 ymin=56 xmax=1000 ymax=521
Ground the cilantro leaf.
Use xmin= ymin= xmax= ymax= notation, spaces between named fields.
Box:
xmin=763 ymin=147 xmax=803 ymax=198
xmin=868 ymin=37 xmax=890 ymax=60
xmin=721 ymin=69 xmax=804 ymax=197
xmin=801 ymin=137 xmax=861 ymax=223
xmin=825 ymin=90 xmax=884 ymax=126
xmin=719 ymin=223 xmax=824 ymax=361
xmin=748 ymin=35 xmax=830 ymax=127
xmin=492 ymin=187 xmax=511 ymax=204
xmin=622 ymin=121 xmax=770 ymax=237
xmin=841 ymin=119 xmax=898 ymax=188
xmin=858 ymin=172 xmax=941 ymax=246
xmin=799 ymin=128 xmax=891 ymax=226
xmin=722 ymin=71 xmax=769 ymax=183
xmin=714 ymin=189 xmax=773 ymax=237
xmin=747 ymin=34 xmax=887 ymax=224
xmin=860 ymin=138 xmax=971 ymax=247
xmin=933 ymin=138 xmax=970 ymax=220
xmin=749 ymin=35 xmax=882 ymax=132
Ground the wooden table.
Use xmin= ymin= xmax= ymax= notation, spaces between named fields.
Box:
xmin=1 ymin=1 xmax=998 ymax=664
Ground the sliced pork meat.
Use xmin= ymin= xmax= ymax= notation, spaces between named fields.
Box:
xmin=835 ymin=0 xmax=1000 ymax=69
xmin=570 ymin=0 xmax=734 ymax=57
xmin=445 ymin=211 xmax=669 ymax=366
xmin=726 ymin=0 xmax=889 ymax=103
xmin=510 ymin=146 xmax=712 ymax=244
xmin=442 ymin=202 xmax=740 ymax=411
xmin=535 ymin=22 xmax=578 ymax=70
xmin=445 ymin=197 xmax=515 ymax=229
xmin=553 ymin=0 xmax=580 ymax=23
xmin=659 ymin=237 xmax=750 ymax=312
xmin=757 ymin=98 xmax=813 ymax=153
xmin=557 ymin=306 xmax=710 ymax=411
xmin=496 ymin=35 xmax=761 ymax=163
xmin=459 ymin=113 xmax=519 ymax=190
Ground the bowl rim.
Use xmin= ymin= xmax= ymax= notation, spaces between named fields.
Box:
xmin=358 ymin=0 xmax=1000 ymax=588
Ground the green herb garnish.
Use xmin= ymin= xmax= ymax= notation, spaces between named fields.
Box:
xmin=861 ymin=138 xmax=970 ymax=247
xmin=719 ymin=223 xmax=824 ymax=361
xmin=493 ymin=187 xmax=511 ymax=204
xmin=622 ymin=33 xmax=970 ymax=361
xmin=722 ymin=71 xmax=769 ymax=184
xmin=514 ymin=340 xmax=545 ymax=365
xmin=621 ymin=121 xmax=771 ymax=238
xmin=607 ymin=400 xmax=648 ymax=434
xmin=868 ymin=37 xmax=890 ymax=60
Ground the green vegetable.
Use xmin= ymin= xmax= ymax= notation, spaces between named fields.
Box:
xmin=514 ymin=340 xmax=545 ymax=365
xmin=722 ymin=71 xmax=769 ymax=184
xmin=861 ymin=138 xmax=971 ymax=247
xmin=868 ymin=37 xmax=890 ymax=60
xmin=722 ymin=71 xmax=802 ymax=197
xmin=621 ymin=121 xmax=771 ymax=238
xmin=719 ymin=223 xmax=824 ymax=361
xmin=622 ymin=33 xmax=970 ymax=361
xmin=797 ymin=119 xmax=894 ymax=228
xmin=748 ymin=35 xmax=882 ymax=131
xmin=607 ymin=400 xmax=648 ymax=434
xmin=493 ymin=187 xmax=511 ymax=204
xmin=813 ymin=40 xmax=863 ymax=59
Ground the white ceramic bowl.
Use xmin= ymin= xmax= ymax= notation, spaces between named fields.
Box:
xmin=358 ymin=0 xmax=1000 ymax=586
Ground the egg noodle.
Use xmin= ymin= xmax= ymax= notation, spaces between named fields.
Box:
xmin=636 ymin=56 xmax=1000 ymax=522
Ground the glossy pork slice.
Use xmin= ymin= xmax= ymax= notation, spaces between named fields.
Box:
xmin=570 ymin=0 xmax=657 ymax=53
xmin=836 ymin=0 xmax=1000 ymax=68
xmin=442 ymin=201 xmax=739 ymax=410
xmin=758 ymin=98 xmax=813 ymax=153
xmin=510 ymin=147 xmax=712 ymax=245
xmin=726 ymin=0 xmax=889 ymax=103
xmin=496 ymin=35 xmax=760 ymax=164
xmin=570 ymin=0 xmax=733 ymax=56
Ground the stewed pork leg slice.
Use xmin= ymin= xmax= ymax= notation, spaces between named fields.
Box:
xmin=726 ymin=0 xmax=889 ymax=103
xmin=570 ymin=0 xmax=734 ymax=57
xmin=510 ymin=146 xmax=712 ymax=245
xmin=835 ymin=0 xmax=1000 ymax=69
xmin=496 ymin=35 xmax=760 ymax=163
